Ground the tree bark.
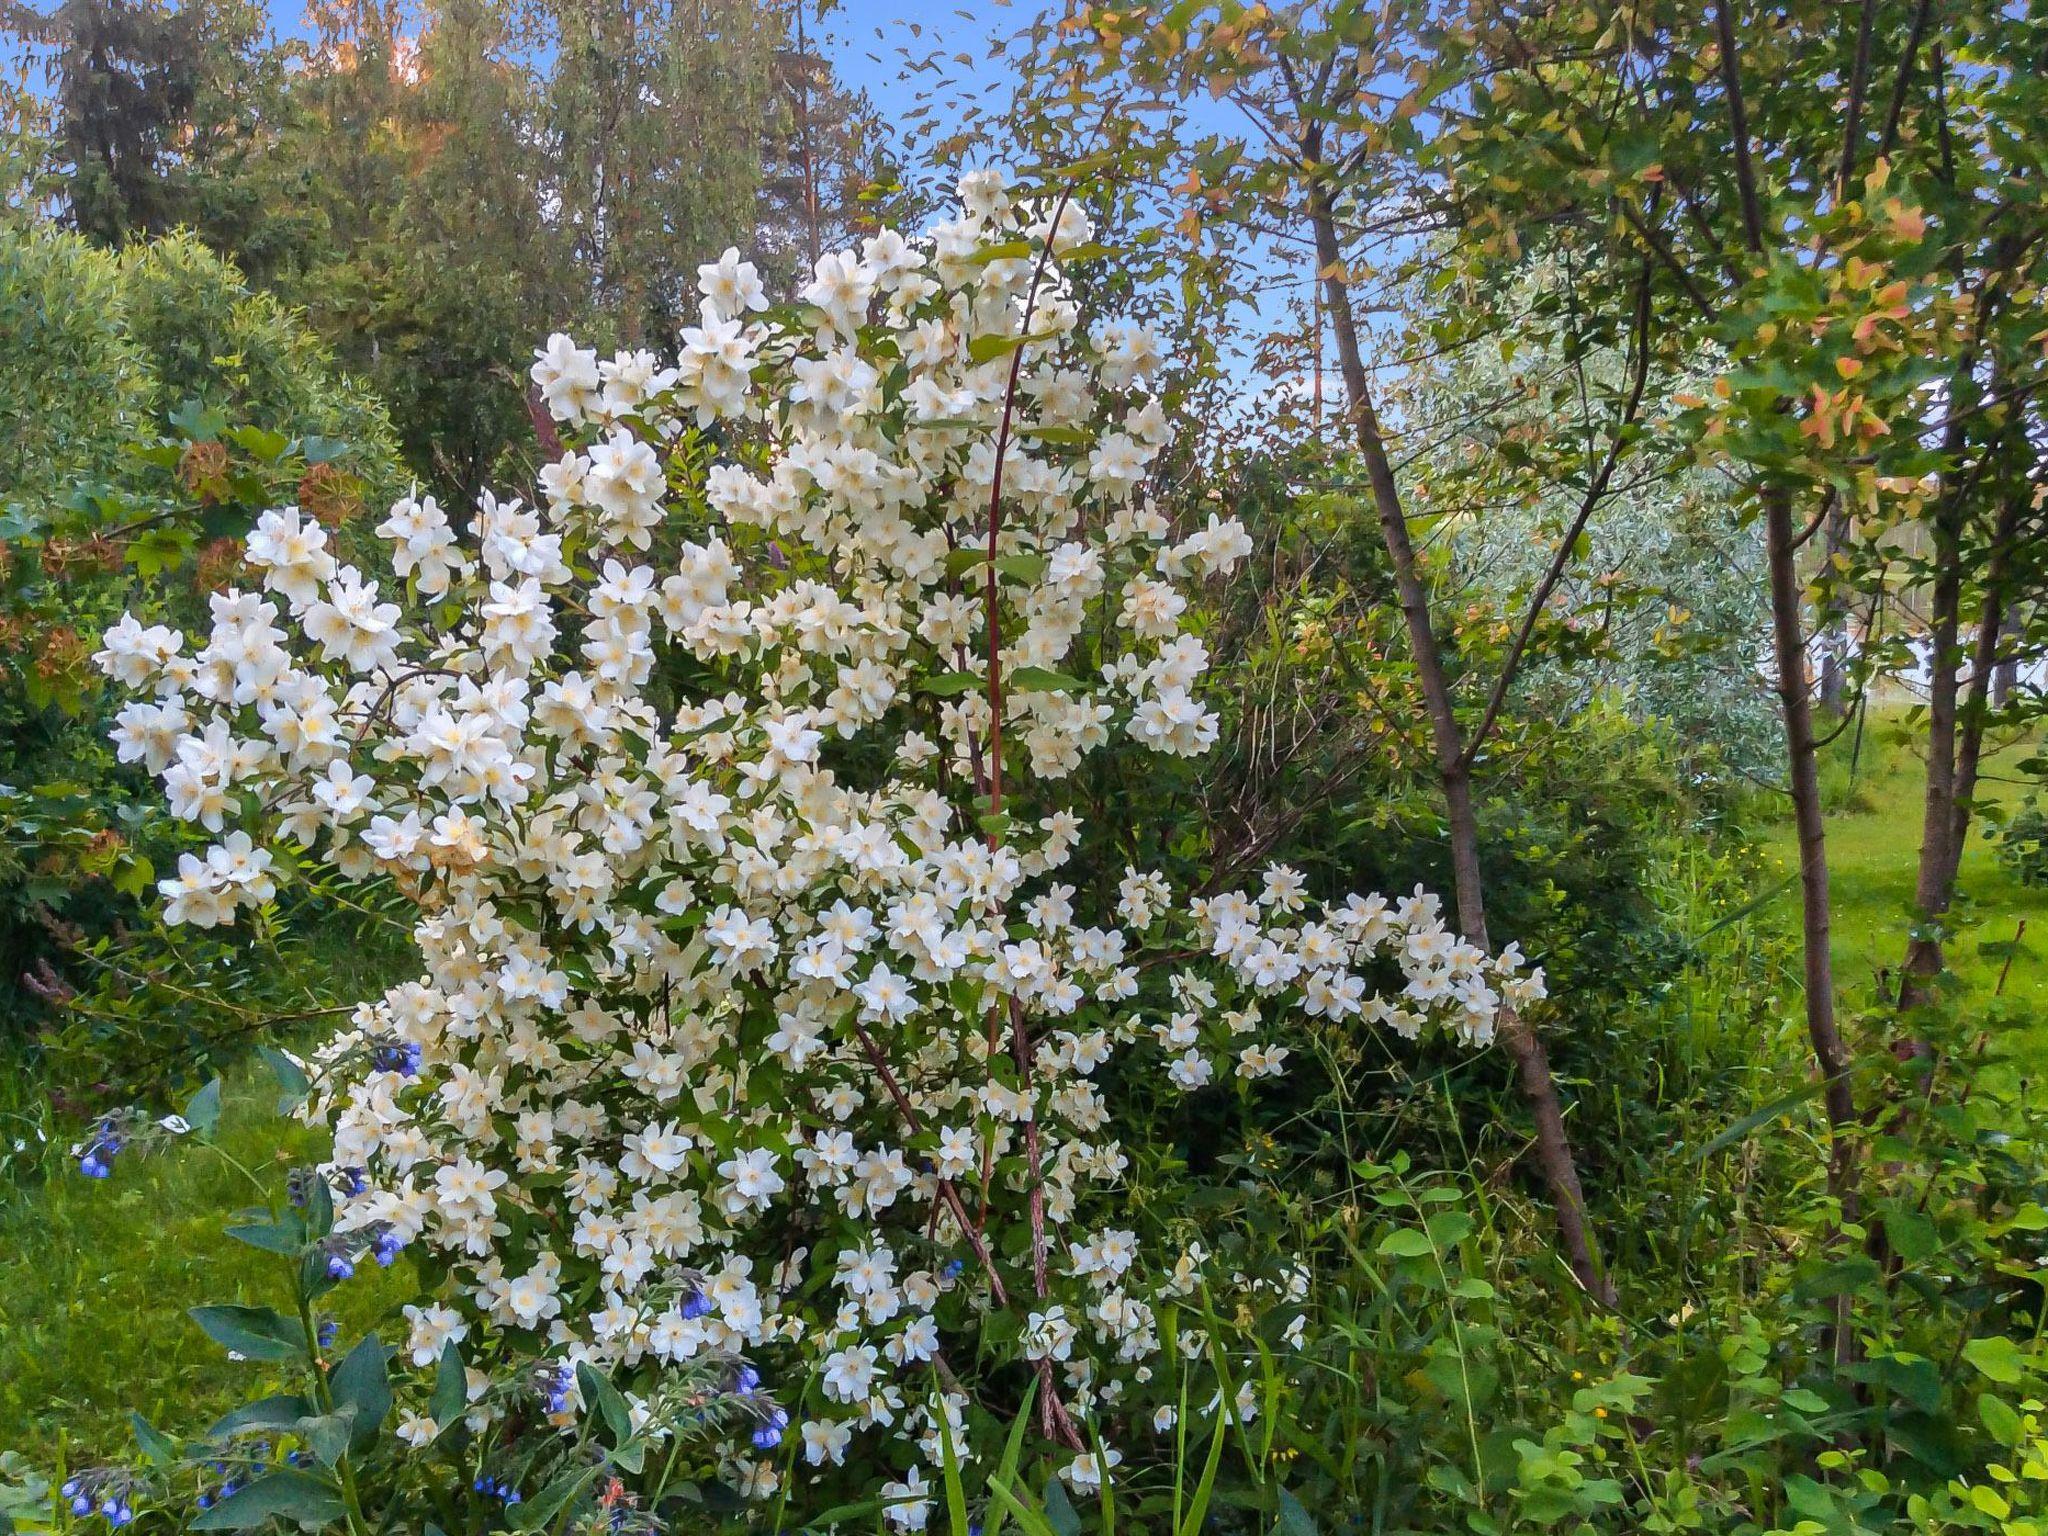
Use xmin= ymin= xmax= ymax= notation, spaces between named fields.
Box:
xmin=1763 ymin=485 xmax=1860 ymax=1366
xmin=1991 ymin=604 xmax=2021 ymax=709
xmin=1715 ymin=11 xmax=1858 ymax=1365
xmin=1309 ymin=191 xmax=1612 ymax=1304
xmin=1817 ymin=504 xmax=1851 ymax=715
xmin=1899 ymin=484 xmax=1967 ymax=1011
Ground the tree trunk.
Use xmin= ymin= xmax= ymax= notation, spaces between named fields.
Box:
xmin=1818 ymin=503 xmax=1852 ymax=714
xmin=1763 ymin=484 xmax=1860 ymax=1366
xmin=1899 ymin=487 xmax=1966 ymax=1012
xmin=1309 ymin=193 xmax=1612 ymax=1304
xmin=1991 ymin=604 xmax=2021 ymax=708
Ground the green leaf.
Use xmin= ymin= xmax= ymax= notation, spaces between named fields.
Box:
xmin=1981 ymin=1392 xmax=2024 ymax=1446
xmin=507 ymin=1466 xmax=601 ymax=1533
xmin=1376 ymin=1229 xmax=1434 ymax=1259
xmin=329 ymin=1336 xmax=391 ymax=1448
xmin=1007 ymin=666 xmax=1089 ymax=694
xmin=183 ymin=1077 xmax=223 ymax=1139
xmin=575 ymin=1361 xmax=635 ymax=1447
xmin=970 ymin=239 xmax=1034 ymax=264
xmin=293 ymin=1411 xmax=355 ymax=1468
xmin=259 ymin=1046 xmax=310 ymax=1112
xmin=1276 ymin=1488 xmax=1318 ymax=1535
xmin=920 ymin=670 xmax=982 ymax=697
xmin=190 ymin=1305 xmax=308 ymax=1363
xmin=1964 ymin=1335 xmax=2029 ymax=1385
xmin=208 ymin=1394 xmax=315 ymax=1439
xmin=982 ymin=1379 xmax=1039 ymax=1536
xmin=933 ymin=1384 xmax=970 ymax=1536
xmin=225 ymin=1220 xmax=307 ymax=1256
xmin=128 ymin=524 xmax=195 ymax=579
xmin=167 ymin=399 xmax=226 ymax=442
xmin=1018 ymin=424 xmax=1092 ymax=446
xmin=984 ymin=1480 xmax=1063 ymax=1536
xmin=130 ymin=1412 xmax=176 ymax=1465
xmin=430 ymin=1339 xmax=466 ymax=1431
xmin=1041 ymin=1478 xmax=1083 ymax=1536
xmin=992 ymin=553 xmax=1049 ymax=584
xmin=188 ymin=1470 xmax=345 ymax=1530
xmin=968 ymin=330 xmax=1052 ymax=365
xmin=227 ymin=426 xmax=290 ymax=462
xmin=1882 ymin=1208 xmax=1939 ymax=1263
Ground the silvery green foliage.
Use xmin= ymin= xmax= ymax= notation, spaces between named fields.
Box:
xmin=1412 ymin=290 xmax=1776 ymax=778
xmin=96 ymin=174 xmax=1537 ymax=1516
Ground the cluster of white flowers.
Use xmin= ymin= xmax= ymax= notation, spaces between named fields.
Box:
xmin=97 ymin=175 xmax=1541 ymax=1519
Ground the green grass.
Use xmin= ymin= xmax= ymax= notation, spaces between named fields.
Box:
xmin=1760 ymin=708 xmax=2048 ymax=1033
xmin=0 ymin=1066 xmax=410 ymax=1465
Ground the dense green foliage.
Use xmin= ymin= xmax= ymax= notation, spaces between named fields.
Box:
xmin=0 ymin=219 xmax=404 ymax=1079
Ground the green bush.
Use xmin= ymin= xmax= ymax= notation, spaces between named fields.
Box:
xmin=0 ymin=219 xmax=405 ymax=1078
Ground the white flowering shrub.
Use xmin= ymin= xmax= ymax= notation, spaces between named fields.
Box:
xmin=95 ymin=173 xmax=1541 ymax=1518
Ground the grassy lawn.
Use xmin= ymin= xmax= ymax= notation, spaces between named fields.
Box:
xmin=0 ymin=1066 xmax=411 ymax=1466
xmin=1761 ymin=709 xmax=2048 ymax=1054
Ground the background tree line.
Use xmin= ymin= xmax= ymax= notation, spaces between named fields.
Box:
xmin=3 ymin=0 xmax=886 ymax=503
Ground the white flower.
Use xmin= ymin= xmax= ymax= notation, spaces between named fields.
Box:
xmin=94 ymin=192 xmax=1527 ymax=1516
xmin=821 ymin=1343 xmax=879 ymax=1403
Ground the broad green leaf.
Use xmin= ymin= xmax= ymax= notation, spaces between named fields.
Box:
xmin=188 ymin=1470 xmax=345 ymax=1531
xmin=1277 ymin=1488 xmax=1318 ymax=1535
xmin=1041 ymin=1477 xmax=1083 ymax=1536
xmin=992 ymin=553 xmax=1049 ymax=584
xmin=259 ymin=1046 xmax=310 ymax=1112
xmin=224 ymin=1220 xmax=306 ymax=1256
xmin=1008 ymin=666 xmax=1089 ymax=694
xmin=330 ymin=1335 xmax=391 ymax=1448
xmin=575 ymin=1361 xmax=635 ymax=1447
xmin=190 ymin=1305 xmax=308 ymax=1363
xmin=183 ymin=1077 xmax=223 ymax=1138
xmin=130 ymin=1412 xmax=176 ymax=1465
xmin=1981 ymin=1392 xmax=2024 ymax=1446
xmin=293 ymin=1411 xmax=355 ymax=1468
xmin=208 ymin=1394 xmax=315 ymax=1440
xmin=1964 ymin=1335 xmax=2028 ymax=1385
xmin=430 ymin=1339 xmax=466 ymax=1431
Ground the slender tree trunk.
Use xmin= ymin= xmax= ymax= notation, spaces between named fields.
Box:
xmin=1991 ymin=604 xmax=2021 ymax=709
xmin=1900 ymin=487 xmax=1967 ymax=1012
xmin=1938 ymin=496 xmax=2022 ymax=921
xmin=1899 ymin=362 xmax=2009 ymax=1007
xmin=1818 ymin=504 xmax=1851 ymax=715
xmin=1764 ymin=484 xmax=1860 ymax=1367
xmin=1309 ymin=193 xmax=1611 ymax=1304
